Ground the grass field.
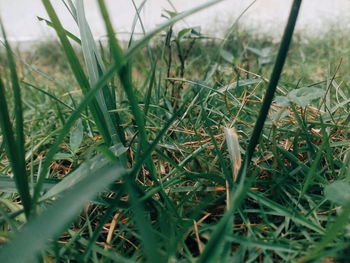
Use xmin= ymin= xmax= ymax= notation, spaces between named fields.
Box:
xmin=1 ymin=0 xmax=350 ymax=262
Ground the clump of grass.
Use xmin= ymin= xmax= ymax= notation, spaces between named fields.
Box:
xmin=1 ymin=0 xmax=350 ymax=262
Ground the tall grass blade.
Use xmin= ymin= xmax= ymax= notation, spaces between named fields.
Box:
xmin=241 ymin=0 xmax=302 ymax=168
xmin=75 ymin=0 xmax=125 ymax=145
xmin=41 ymin=0 xmax=112 ymax=146
xmin=97 ymin=0 xmax=149 ymax=158
xmin=198 ymin=1 xmax=303 ymax=260
xmin=0 ymin=22 xmax=31 ymax=218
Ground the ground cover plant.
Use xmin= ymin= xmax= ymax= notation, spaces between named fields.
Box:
xmin=1 ymin=0 xmax=350 ymax=262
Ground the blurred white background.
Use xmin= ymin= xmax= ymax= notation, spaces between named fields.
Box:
xmin=0 ymin=0 xmax=349 ymax=42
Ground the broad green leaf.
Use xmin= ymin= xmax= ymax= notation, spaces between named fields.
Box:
xmin=177 ymin=28 xmax=192 ymax=40
xmin=287 ymin=87 xmax=324 ymax=107
xmin=275 ymin=95 xmax=290 ymax=107
xmin=53 ymin=152 xmax=73 ymax=162
xmin=324 ymin=181 xmax=350 ymax=206
xmin=163 ymin=9 xmax=179 ymax=19
xmin=247 ymin=46 xmax=273 ymax=65
xmin=220 ymin=49 xmax=235 ymax=64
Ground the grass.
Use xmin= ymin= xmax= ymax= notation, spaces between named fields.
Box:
xmin=1 ymin=0 xmax=350 ymax=262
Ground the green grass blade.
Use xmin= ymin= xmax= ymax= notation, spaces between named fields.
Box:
xmin=1 ymin=24 xmax=25 ymax=161
xmin=23 ymin=81 xmax=75 ymax=112
xmin=41 ymin=0 xmax=112 ymax=146
xmin=0 ymin=176 xmax=58 ymax=194
xmin=0 ymin=162 xmax=126 ymax=263
xmin=0 ymin=23 xmax=31 ymax=218
xmin=75 ymin=0 xmax=125 ymax=145
xmin=97 ymin=0 xmax=149 ymax=158
xmin=143 ymin=62 xmax=157 ymax=117
xmin=242 ymin=0 xmax=302 ymax=166
xmin=36 ymin=16 xmax=81 ymax=44
xmin=40 ymin=144 xmax=126 ymax=201
xmin=198 ymin=2 xmax=303 ymax=260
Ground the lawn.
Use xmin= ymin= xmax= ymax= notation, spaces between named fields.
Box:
xmin=1 ymin=0 xmax=350 ymax=262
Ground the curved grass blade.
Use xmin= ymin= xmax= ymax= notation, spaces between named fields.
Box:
xmin=0 ymin=162 xmax=126 ymax=263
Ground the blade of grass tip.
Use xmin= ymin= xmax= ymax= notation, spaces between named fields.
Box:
xmin=199 ymin=1 xmax=303 ymax=261
xmin=36 ymin=16 xmax=81 ymax=44
xmin=0 ymin=162 xmax=126 ymax=263
xmin=32 ymin=56 xmax=124 ymax=205
xmin=0 ymin=22 xmax=31 ymax=218
xmin=128 ymin=0 xmax=147 ymax=47
xmin=41 ymin=0 xmax=112 ymax=146
xmin=61 ymin=0 xmax=77 ymax=20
